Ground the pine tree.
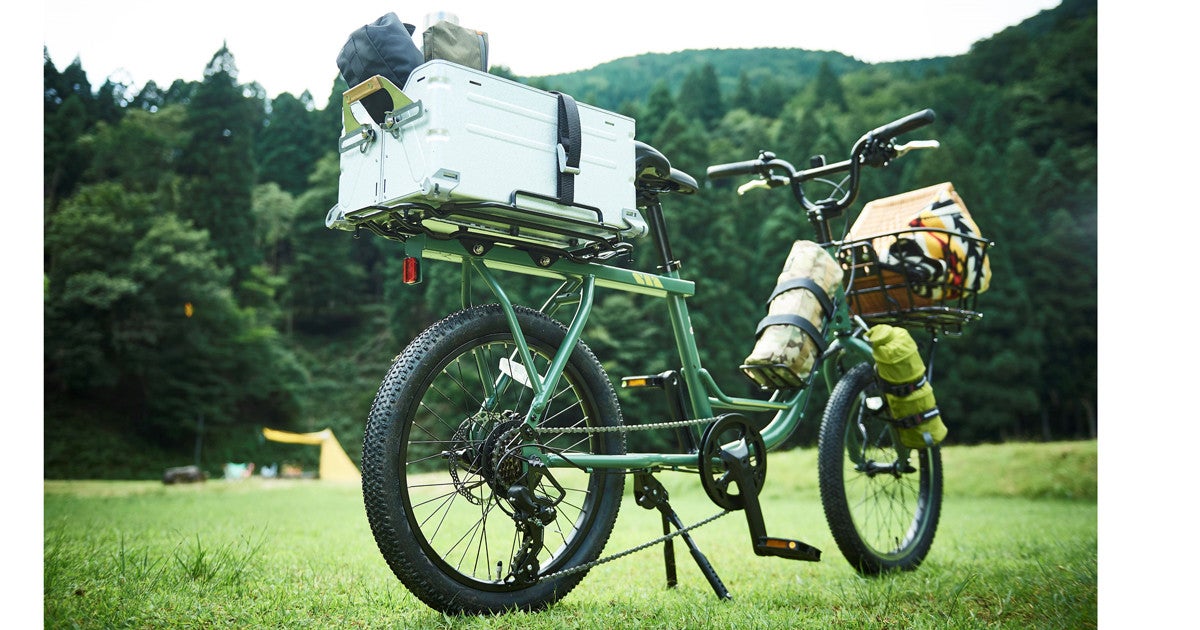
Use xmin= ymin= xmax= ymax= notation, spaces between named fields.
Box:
xmin=810 ymin=61 xmax=848 ymax=112
xmin=639 ymin=80 xmax=675 ymax=143
xmin=178 ymin=44 xmax=262 ymax=285
xmin=44 ymin=95 xmax=90 ymax=213
xmin=130 ymin=80 xmax=166 ymax=112
xmin=676 ymin=63 xmax=724 ymax=128
xmin=257 ymin=92 xmax=324 ymax=196
xmin=731 ymin=71 xmax=756 ymax=112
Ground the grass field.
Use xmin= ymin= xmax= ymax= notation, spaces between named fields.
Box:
xmin=43 ymin=441 xmax=1099 ymax=628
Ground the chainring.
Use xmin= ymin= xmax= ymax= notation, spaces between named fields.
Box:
xmin=698 ymin=413 xmax=767 ymax=511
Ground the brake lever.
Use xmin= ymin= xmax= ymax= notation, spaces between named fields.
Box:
xmin=737 ymin=179 xmax=770 ymax=196
xmin=894 ymin=139 xmax=940 ymax=156
xmin=737 ymin=174 xmax=790 ymax=196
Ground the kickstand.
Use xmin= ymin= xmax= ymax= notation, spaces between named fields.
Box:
xmin=634 ymin=472 xmax=732 ymax=600
xmin=661 ymin=509 xmax=677 ymax=588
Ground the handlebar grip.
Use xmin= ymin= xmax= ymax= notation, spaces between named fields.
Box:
xmin=706 ymin=159 xmax=762 ymax=180
xmin=869 ymin=108 xmax=936 ymax=140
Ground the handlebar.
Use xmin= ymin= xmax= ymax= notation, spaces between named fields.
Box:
xmin=867 ymin=108 xmax=936 ymax=143
xmin=706 ymin=159 xmax=764 ymax=181
xmin=706 ymin=109 xmax=937 ymax=221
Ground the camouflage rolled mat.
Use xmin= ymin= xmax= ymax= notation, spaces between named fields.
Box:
xmin=743 ymin=240 xmax=843 ymax=388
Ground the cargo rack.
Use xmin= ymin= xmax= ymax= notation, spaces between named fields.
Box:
xmin=329 ymin=191 xmax=637 ymax=264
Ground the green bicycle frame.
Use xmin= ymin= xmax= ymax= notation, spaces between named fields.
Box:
xmin=396 ymin=232 xmax=874 ymax=472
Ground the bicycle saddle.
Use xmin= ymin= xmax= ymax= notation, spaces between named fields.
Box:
xmin=634 ymin=141 xmax=698 ymax=197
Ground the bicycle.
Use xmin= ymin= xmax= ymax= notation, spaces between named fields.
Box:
xmin=331 ymin=104 xmax=988 ymax=614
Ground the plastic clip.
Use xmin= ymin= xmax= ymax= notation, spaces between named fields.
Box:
xmin=557 ymin=144 xmax=582 ymax=175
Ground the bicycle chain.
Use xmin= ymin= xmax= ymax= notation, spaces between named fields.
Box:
xmin=531 ymin=415 xmax=728 ymax=583
xmin=539 ymin=509 xmax=732 ymax=582
xmin=533 ymin=415 xmax=720 ymax=435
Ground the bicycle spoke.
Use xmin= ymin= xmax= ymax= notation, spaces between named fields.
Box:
xmin=448 ymin=499 xmax=500 ymax=573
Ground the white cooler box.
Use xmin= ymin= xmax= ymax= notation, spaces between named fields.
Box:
xmin=329 ymin=60 xmax=646 ymax=253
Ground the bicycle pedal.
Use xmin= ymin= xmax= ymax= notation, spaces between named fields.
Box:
xmin=621 ymin=373 xmax=667 ymax=389
xmin=754 ymin=537 xmax=821 ymax=562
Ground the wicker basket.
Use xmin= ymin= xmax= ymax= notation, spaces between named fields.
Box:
xmin=838 ymin=183 xmax=992 ymax=332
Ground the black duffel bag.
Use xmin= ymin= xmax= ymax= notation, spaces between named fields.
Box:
xmin=336 ymin=12 xmax=424 ymax=123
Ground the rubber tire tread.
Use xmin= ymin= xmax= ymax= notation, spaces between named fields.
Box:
xmin=817 ymin=361 xmax=942 ymax=575
xmin=361 ymin=304 xmax=626 ymax=614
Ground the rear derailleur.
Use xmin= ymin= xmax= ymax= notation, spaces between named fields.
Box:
xmin=447 ymin=413 xmax=566 ymax=585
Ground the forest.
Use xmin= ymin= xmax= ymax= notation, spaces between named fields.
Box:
xmin=43 ymin=0 xmax=1096 ymax=479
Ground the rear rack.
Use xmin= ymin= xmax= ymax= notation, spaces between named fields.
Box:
xmin=330 ymin=195 xmax=635 ymax=263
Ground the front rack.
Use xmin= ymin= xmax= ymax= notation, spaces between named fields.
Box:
xmin=837 ymin=229 xmax=992 ymax=334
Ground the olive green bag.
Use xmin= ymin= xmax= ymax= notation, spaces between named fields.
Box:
xmin=422 ymin=20 xmax=489 ymax=71
xmin=868 ymin=324 xmax=948 ymax=449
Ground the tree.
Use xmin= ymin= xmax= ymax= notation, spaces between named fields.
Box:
xmin=638 ymin=80 xmax=674 ymax=142
xmin=649 ymin=110 xmax=709 ymax=181
xmin=178 ymin=44 xmax=262 ymax=285
xmin=753 ymin=77 xmax=791 ymax=119
xmin=45 ymin=183 xmax=149 ymax=393
xmin=81 ymin=106 xmax=188 ymax=195
xmin=44 ymin=95 xmax=90 ymax=213
xmin=164 ymin=79 xmax=197 ymax=106
xmin=257 ymin=91 xmax=325 ymax=196
xmin=44 ymin=53 xmax=92 ymax=115
xmin=283 ymin=154 xmax=370 ymax=332
xmin=1024 ymin=204 xmax=1097 ymax=439
xmin=676 ymin=63 xmax=724 ymax=128
xmin=731 ymin=71 xmax=756 ymax=113
xmin=251 ymin=182 xmax=297 ymax=272
xmin=771 ymin=104 xmax=835 ymax=171
xmin=45 ymin=182 xmax=303 ymax=447
xmin=93 ymin=78 xmax=129 ymax=125
xmin=322 ymin=75 xmax=350 ymax=140
xmin=130 ymin=80 xmax=166 ymax=112
xmin=810 ymin=60 xmax=848 ymax=112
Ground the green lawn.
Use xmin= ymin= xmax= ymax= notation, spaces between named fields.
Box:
xmin=43 ymin=441 xmax=1098 ymax=628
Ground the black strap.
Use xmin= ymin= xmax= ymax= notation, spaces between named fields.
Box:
xmin=888 ymin=406 xmax=941 ymax=429
xmin=767 ymin=277 xmax=834 ymax=317
xmin=554 ymin=92 xmax=582 ymax=205
xmin=876 ymin=370 xmax=929 ymax=396
xmin=754 ymin=314 xmax=827 ymax=354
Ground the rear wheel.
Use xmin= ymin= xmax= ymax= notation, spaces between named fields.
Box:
xmin=817 ymin=361 xmax=942 ymax=574
xmin=362 ymin=304 xmax=625 ymax=614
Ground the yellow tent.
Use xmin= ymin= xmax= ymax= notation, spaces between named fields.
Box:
xmin=261 ymin=427 xmax=361 ymax=482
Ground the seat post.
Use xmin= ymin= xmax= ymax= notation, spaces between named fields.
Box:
xmin=643 ymin=200 xmax=681 ymax=273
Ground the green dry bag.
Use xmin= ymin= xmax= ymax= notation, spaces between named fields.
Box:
xmin=867 ymin=324 xmax=947 ymax=449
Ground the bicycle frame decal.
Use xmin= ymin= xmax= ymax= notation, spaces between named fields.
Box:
xmin=630 ymin=271 xmax=665 ymax=289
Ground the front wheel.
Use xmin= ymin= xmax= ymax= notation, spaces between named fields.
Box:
xmin=817 ymin=361 xmax=943 ymax=574
xmin=361 ymin=304 xmax=626 ymax=614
